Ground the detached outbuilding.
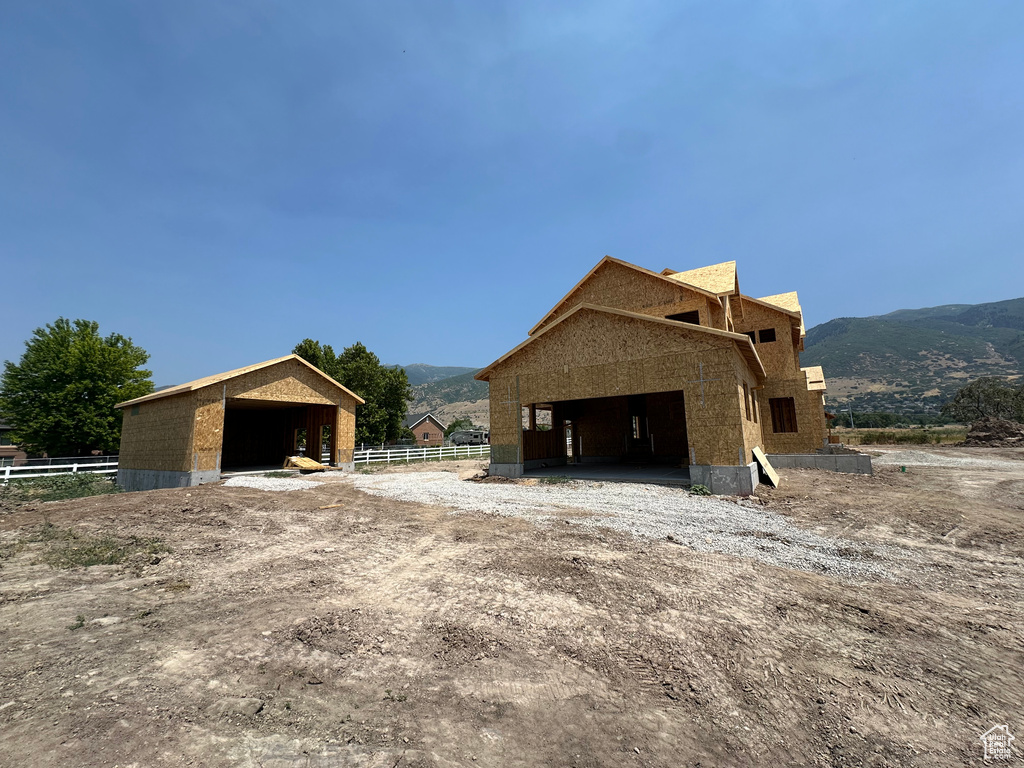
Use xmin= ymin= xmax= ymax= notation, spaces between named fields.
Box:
xmin=115 ymin=355 xmax=364 ymax=491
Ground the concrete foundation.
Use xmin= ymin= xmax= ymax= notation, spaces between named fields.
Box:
xmin=688 ymin=462 xmax=759 ymax=496
xmin=117 ymin=468 xmax=221 ymax=492
xmin=767 ymin=453 xmax=873 ymax=475
xmin=489 ymin=463 xmax=525 ymax=479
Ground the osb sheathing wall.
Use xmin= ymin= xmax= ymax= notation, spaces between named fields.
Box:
xmin=733 ymin=356 xmax=764 ymax=465
xmin=734 ymin=299 xmax=800 ymax=378
xmin=118 ymin=393 xmax=196 ymax=472
xmin=488 ymin=309 xmax=756 ymax=467
xmin=533 ymin=261 xmax=723 ymax=334
xmin=757 ymin=379 xmax=827 ymax=454
xmin=335 ymin=401 xmax=356 ymax=464
xmin=734 ymin=298 xmax=826 ymax=453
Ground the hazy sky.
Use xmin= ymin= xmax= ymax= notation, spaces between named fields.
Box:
xmin=2 ymin=1 xmax=1022 ymax=385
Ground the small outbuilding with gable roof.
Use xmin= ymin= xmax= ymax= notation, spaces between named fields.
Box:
xmin=115 ymin=354 xmax=364 ymax=491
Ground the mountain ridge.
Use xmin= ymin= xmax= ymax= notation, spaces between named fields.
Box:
xmin=802 ymin=296 xmax=1024 ymax=413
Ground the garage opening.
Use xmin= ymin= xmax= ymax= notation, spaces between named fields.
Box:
xmin=521 ymin=391 xmax=690 ymax=484
xmin=221 ymin=400 xmax=337 ymax=470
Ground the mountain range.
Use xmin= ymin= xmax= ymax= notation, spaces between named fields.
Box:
xmin=801 ymin=296 xmax=1023 ymax=413
xmin=402 ymin=296 xmax=1024 ymax=423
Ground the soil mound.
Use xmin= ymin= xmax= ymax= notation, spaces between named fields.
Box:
xmin=963 ymin=417 xmax=1024 ymax=447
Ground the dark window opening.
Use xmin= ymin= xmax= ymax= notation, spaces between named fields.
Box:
xmin=131 ymin=405 xmax=140 ymax=416
xmin=743 ymin=382 xmax=751 ymax=421
xmin=666 ymin=310 xmax=700 ymax=325
xmin=422 ymin=432 xmax=430 ymax=440
xmin=770 ymin=397 xmax=798 ymax=433
xmin=758 ymin=328 xmax=777 ymax=343
xmin=745 ymin=331 xmax=757 ymax=345
xmin=0 ymin=432 xmax=12 ymax=446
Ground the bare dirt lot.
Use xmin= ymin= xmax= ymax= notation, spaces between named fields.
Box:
xmin=1 ymin=447 xmax=1022 ymax=767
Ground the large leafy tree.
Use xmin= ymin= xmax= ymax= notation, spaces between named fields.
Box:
xmin=293 ymin=339 xmax=412 ymax=444
xmin=444 ymin=417 xmax=474 ymax=437
xmin=941 ymin=377 xmax=1024 ymax=423
xmin=0 ymin=318 xmax=153 ymax=456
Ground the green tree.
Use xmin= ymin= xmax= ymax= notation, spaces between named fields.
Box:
xmin=0 ymin=318 xmax=153 ymax=456
xmin=444 ymin=417 xmax=474 ymax=437
xmin=293 ymin=339 xmax=412 ymax=444
xmin=941 ymin=377 xmax=1023 ymax=423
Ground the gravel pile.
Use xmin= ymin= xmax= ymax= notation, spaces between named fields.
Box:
xmin=870 ymin=449 xmax=1020 ymax=469
xmin=223 ymin=476 xmax=323 ymax=492
xmin=351 ymin=472 xmax=893 ymax=577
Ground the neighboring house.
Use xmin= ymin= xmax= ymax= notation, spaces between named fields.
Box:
xmin=475 ymin=256 xmax=829 ymax=494
xmin=404 ymin=413 xmax=447 ymax=446
xmin=0 ymin=422 xmax=28 ymax=467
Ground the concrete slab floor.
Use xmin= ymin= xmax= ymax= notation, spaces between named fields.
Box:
xmin=524 ymin=463 xmax=691 ymax=486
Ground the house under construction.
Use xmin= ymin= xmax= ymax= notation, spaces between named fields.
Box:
xmin=475 ymin=257 xmax=831 ymax=494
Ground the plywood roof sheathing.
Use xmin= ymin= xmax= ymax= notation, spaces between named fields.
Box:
xmin=665 ymin=261 xmax=738 ymax=296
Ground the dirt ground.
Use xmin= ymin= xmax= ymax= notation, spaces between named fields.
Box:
xmin=1 ymin=447 xmax=1022 ymax=767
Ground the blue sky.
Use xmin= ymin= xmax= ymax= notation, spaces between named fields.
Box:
xmin=2 ymin=1 xmax=1023 ymax=385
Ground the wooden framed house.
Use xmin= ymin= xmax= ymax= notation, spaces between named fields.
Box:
xmin=475 ymin=257 xmax=829 ymax=494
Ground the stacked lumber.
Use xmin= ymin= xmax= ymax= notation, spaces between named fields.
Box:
xmin=283 ymin=456 xmax=327 ymax=472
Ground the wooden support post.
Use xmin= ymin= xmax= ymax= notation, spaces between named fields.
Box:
xmin=529 ymin=404 xmax=537 ymax=431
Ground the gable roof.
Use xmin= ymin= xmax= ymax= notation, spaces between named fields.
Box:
xmin=528 ymin=256 xmax=721 ymax=336
xmin=115 ymin=354 xmax=365 ymax=409
xmin=477 ymin=303 xmax=765 ymax=383
xmin=404 ymin=412 xmax=447 ymax=430
xmin=664 ymin=261 xmax=738 ymax=296
xmin=802 ymin=366 xmax=826 ymax=391
xmin=756 ymin=291 xmax=804 ymax=335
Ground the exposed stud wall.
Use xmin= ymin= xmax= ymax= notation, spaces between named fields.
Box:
xmin=533 ymin=260 xmax=723 ymax=334
xmin=523 ymin=428 xmax=563 ymax=461
xmin=117 ymin=393 xmax=196 ymax=472
xmin=646 ymin=390 xmax=689 ymax=459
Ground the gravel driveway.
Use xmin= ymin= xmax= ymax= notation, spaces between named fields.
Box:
xmin=349 ymin=471 xmax=893 ymax=577
xmin=869 ymin=447 xmax=1022 ymax=468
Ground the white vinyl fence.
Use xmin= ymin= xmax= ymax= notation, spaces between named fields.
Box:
xmin=353 ymin=444 xmax=490 ymax=466
xmin=1 ymin=444 xmax=492 ymax=483
xmin=2 ymin=456 xmax=119 ymax=484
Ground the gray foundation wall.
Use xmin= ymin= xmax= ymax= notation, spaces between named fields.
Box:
xmin=767 ymin=454 xmax=873 ymax=475
xmin=688 ymin=463 xmax=759 ymax=496
xmin=489 ymin=463 xmax=524 ymax=478
xmin=117 ymin=468 xmax=220 ymax=492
